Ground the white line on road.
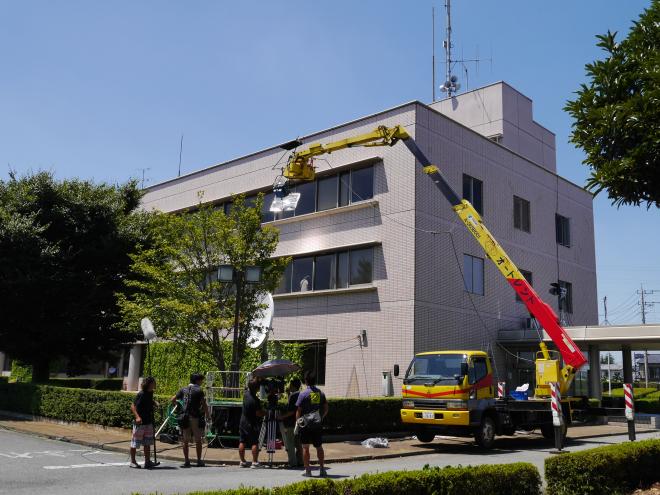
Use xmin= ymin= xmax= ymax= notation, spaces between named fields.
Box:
xmin=44 ymin=462 xmax=130 ymax=470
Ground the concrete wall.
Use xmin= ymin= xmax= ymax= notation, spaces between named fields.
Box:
xmin=430 ymin=82 xmax=557 ymax=172
xmin=412 ymin=102 xmax=597 ymax=379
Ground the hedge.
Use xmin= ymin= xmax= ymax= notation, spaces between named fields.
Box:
xmin=178 ymin=464 xmax=541 ymax=495
xmin=46 ymin=378 xmax=123 ymax=391
xmin=148 ymin=341 xmax=305 ymax=396
xmin=0 ymin=382 xmax=404 ymax=434
xmin=545 ymin=438 xmax=660 ymax=495
xmin=0 ymin=382 xmax=169 ymax=428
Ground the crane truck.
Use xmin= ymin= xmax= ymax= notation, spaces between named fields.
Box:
xmin=273 ymin=124 xmax=594 ymax=448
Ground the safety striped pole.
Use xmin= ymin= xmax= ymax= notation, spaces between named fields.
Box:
xmin=549 ymin=382 xmax=564 ymax=451
xmin=497 ymin=382 xmax=506 ymax=399
xmin=624 ymin=383 xmax=636 ymax=441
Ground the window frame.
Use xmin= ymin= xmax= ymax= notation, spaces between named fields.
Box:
xmin=513 ymin=195 xmax=531 ymax=233
xmin=463 ymin=254 xmax=485 ymax=296
xmin=555 ymin=214 xmax=571 ymax=247
xmin=463 ymin=174 xmax=484 ymax=215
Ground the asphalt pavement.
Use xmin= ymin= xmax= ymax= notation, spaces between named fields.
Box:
xmin=1 ymin=427 xmax=658 ymax=495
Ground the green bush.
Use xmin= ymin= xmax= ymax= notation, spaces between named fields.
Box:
xmin=10 ymin=361 xmax=32 ymax=383
xmin=46 ymin=378 xmax=123 ymax=390
xmin=324 ymin=397 xmax=405 ymax=433
xmin=0 ymin=383 xmax=405 ymax=434
xmin=148 ymin=341 xmax=305 ymax=396
xmin=545 ymin=438 xmax=660 ymax=495
xmin=0 ymin=382 xmax=170 ymax=427
xmin=180 ymin=463 xmax=540 ymax=495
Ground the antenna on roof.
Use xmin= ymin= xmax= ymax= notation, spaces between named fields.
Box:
xmin=178 ymin=133 xmax=184 ymax=177
xmin=439 ymin=0 xmax=493 ymax=99
xmin=432 ymin=6 xmax=436 ymax=102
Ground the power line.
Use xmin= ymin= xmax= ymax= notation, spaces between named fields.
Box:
xmin=638 ymin=284 xmax=660 ymax=324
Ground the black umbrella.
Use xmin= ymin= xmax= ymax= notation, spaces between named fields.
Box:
xmin=252 ymin=359 xmax=300 ymax=378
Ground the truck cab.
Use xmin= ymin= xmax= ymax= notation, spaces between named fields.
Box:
xmin=398 ymin=350 xmax=499 ymax=447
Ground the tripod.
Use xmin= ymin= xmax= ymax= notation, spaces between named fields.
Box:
xmin=258 ymin=408 xmax=282 ymax=466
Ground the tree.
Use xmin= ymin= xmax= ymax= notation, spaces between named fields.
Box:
xmin=565 ymin=1 xmax=660 ymax=208
xmin=0 ymin=172 xmax=149 ymax=381
xmin=117 ymin=194 xmax=288 ymax=380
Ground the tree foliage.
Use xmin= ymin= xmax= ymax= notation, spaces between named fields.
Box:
xmin=565 ymin=1 xmax=660 ymax=207
xmin=117 ymin=194 xmax=288 ymax=376
xmin=0 ymin=172 xmax=149 ymax=381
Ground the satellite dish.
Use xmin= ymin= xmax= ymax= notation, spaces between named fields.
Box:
xmin=140 ymin=317 xmax=157 ymax=341
xmin=249 ymin=292 xmax=273 ymax=349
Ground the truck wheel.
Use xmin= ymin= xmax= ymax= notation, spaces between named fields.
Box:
xmin=415 ymin=431 xmax=435 ymax=443
xmin=474 ymin=416 xmax=496 ymax=449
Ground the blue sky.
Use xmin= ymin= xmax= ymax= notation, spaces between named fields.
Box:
xmin=1 ymin=1 xmax=658 ymax=325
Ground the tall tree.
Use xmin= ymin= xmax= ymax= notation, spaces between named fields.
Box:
xmin=565 ymin=1 xmax=660 ymax=208
xmin=117 ymin=195 xmax=288 ymax=380
xmin=0 ymin=172 xmax=149 ymax=381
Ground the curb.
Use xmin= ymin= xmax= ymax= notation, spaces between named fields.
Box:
xmin=0 ymin=422 xmax=431 ymax=466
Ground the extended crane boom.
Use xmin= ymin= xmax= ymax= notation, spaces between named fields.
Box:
xmin=277 ymin=125 xmax=587 ymax=394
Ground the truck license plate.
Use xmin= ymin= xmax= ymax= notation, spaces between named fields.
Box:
xmin=422 ymin=412 xmax=435 ymax=420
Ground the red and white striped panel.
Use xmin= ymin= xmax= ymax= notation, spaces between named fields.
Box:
xmin=549 ymin=382 xmax=563 ymax=427
xmin=497 ymin=382 xmax=506 ymax=398
xmin=624 ymin=383 xmax=635 ymax=421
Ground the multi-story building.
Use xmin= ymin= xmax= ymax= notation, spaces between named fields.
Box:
xmin=141 ymin=82 xmax=598 ymax=397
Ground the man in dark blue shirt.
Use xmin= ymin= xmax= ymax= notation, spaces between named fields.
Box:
xmin=172 ymin=373 xmax=210 ymax=467
xmin=296 ymin=371 xmax=329 ymax=477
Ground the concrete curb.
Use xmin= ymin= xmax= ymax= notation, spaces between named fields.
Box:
xmin=0 ymin=420 xmax=428 ymax=466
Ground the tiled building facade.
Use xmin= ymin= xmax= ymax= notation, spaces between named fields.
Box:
xmin=142 ymin=82 xmax=598 ymax=397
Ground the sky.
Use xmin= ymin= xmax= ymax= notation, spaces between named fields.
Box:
xmin=1 ymin=0 xmax=659 ymax=326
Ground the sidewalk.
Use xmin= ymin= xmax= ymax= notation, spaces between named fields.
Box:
xmin=0 ymin=414 xmax=655 ymax=466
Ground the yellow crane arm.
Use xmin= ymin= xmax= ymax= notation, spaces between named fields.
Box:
xmin=282 ymin=125 xmax=411 ymax=181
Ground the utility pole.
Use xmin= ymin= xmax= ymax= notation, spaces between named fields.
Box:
xmin=602 ymin=296 xmax=610 ymax=325
xmin=637 ymin=284 xmax=659 ymax=324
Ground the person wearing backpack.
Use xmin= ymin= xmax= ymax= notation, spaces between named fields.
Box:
xmin=295 ymin=371 xmax=329 ymax=478
xmin=171 ymin=373 xmax=210 ymax=468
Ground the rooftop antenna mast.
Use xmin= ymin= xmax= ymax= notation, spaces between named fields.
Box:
xmin=440 ymin=0 xmax=459 ymax=97
xmin=432 ymin=6 xmax=436 ymax=102
xmin=438 ymin=0 xmax=493 ymax=99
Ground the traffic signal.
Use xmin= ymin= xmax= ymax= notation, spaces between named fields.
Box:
xmin=549 ymin=282 xmax=560 ymax=296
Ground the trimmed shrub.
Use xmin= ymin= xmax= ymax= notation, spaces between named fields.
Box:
xmin=324 ymin=397 xmax=405 ymax=433
xmin=10 ymin=361 xmax=32 ymax=383
xmin=0 ymin=382 xmax=170 ymax=427
xmin=0 ymin=382 xmax=404 ymax=434
xmin=181 ymin=463 xmax=541 ymax=495
xmin=46 ymin=378 xmax=123 ymax=391
xmin=545 ymin=438 xmax=660 ymax=495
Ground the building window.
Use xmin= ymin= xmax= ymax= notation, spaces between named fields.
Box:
xmin=317 ymin=175 xmax=338 ymax=211
xmin=513 ymin=196 xmax=531 ymax=233
xmin=350 ymin=166 xmax=374 ymax=203
xmin=555 ymin=214 xmax=571 ymax=247
xmin=463 ymin=254 xmax=484 ymax=295
xmin=295 ymin=181 xmax=316 ymax=216
xmin=558 ymin=280 xmax=573 ymax=314
xmin=463 ymin=174 xmax=483 ymax=215
xmin=349 ymin=248 xmax=373 ymax=285
xmin=516 ymin=269 xmax=533 ymax=302
xmin=300 ymin=340 xmax=327 ymax=385
xmin=291 ymin=257 xmax=313 ymax=292
xmin=276 ymin=247 xmax=374 ymax=294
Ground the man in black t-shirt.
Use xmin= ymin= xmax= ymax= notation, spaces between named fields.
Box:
xmin=172 ymin=373 xmax=210 ymax=468
xmin=238 ymin=378 xmax=265 ymax=468
xmin=130 ymin=377 xmax=158 ymax=469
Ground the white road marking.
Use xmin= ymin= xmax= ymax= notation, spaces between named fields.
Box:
xmin=44 ymin=462 xmax=130 ymax=470
xmin=0 ymin=449 xmax=118 ymax=459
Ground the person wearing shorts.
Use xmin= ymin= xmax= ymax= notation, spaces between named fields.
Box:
xmin=296 ymin=371 xmax=329 ymax=477
xmin=172 ymin=373 xmax=210 ymax=468
xmin=238 ymin=378 xmax=265 ymax=468
xmin=130 ymin=376 xmax=157 ymax=469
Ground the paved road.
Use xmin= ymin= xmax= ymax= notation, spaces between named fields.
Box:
xmin=0 ymin=428 xmax=658 ymax=495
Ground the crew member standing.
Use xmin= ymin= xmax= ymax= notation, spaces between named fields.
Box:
xmin=172 ymin=373 xmax=210 ymax=468
xmin=280 ymin=377 xmax=302 ymax=468
xmin=130 ymin=376 xmax=158 ymax=469
xmin=296 ymin=371 xmax=329 ymax=477
xmin=238 ymin=378 xmax=265 ymax=468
